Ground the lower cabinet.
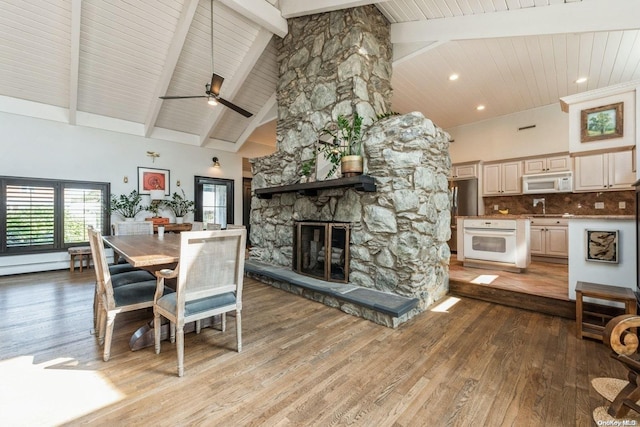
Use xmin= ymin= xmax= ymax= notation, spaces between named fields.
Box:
xmin=529 ymin=218 xmax=568 ymax=258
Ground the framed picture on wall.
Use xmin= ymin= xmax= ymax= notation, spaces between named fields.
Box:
xmin=580 ymin=102 xmax=623 ymax=142
xmin=138 ymin=167 xmax=170 ymax=195
xmin=585 ymin=229 xmax=619 ymax=263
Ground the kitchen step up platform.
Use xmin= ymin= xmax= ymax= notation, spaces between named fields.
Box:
xmin=245 ymin=259 xmax=420 ymax=328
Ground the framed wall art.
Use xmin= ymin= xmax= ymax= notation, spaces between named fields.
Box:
xmin=585 ymin=229 xmax=619 ymax=263
xmin=580 ymin=102 xmax=623 ymax=142
xmin=138 ymin=167 xmax=170 ymax=196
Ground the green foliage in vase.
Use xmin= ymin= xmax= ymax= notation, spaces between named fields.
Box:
xmin=110 ymin=190 xmax=144 ymax=219
xmin=165 ymin=189 xmax=195 ymax=218
xmin=318 ymin=112 xmax=365 ymax=178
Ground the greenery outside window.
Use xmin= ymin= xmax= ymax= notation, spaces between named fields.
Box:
xmin=1 ymin=177 xmax=110 ymax=255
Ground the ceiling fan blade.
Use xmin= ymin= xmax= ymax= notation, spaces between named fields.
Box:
xmin=210 ymin=73 xmax=224 ymax=97
xmin=217 ymin=97 xmax=253 ymax=118
xmin=159 ymin=95 xmax=207 ymax=99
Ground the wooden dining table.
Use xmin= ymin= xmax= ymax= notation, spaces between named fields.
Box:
xmin=102 ymin=233 xmax=181 ymax=270
xmin=102 ymin=233 xmax=220 ymax=351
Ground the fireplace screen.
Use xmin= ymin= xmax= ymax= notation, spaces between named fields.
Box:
xmin=295 ymin=222 xmax=349 ymax=283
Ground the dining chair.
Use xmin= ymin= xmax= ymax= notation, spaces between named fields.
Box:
xmin=191 ymin=221 xmax=204 ymax=231
xmin=153 ymin=229 xmax=247 ymax=377
xmin=110 ymin=221 xmax=154 ymax=273
xmin=88 ymin=227 xmax=172 ymax=361
xmin=225 ymin=224 xmax=246 ymax=229
xmin=113 ymin=221 xmax=154 ymax=236
xmin=205 ymin=223 xmax=221 ymax=230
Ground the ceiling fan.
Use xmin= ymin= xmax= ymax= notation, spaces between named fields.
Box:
xmin=159 ymin=0 xmax=253 ymax=118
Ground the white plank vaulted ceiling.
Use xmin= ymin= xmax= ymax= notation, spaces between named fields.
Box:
xmin=0 ymin=0 xmax=638 ymax=151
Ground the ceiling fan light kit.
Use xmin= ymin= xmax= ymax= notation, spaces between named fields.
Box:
xmin=158 ymin=0 xmax=252 ymax=118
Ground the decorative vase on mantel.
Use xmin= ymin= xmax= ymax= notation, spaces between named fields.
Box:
xmin=341 ymin=155 xmax=363 ymax=177
xmin=175 ymin=217 xmax=184 ymax=224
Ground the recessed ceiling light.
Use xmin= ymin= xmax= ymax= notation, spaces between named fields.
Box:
xmin=449 ymin=74 xmax=459 ymax=81
xmin=575 ymin=77 xmax=588 ymax=84
xmin=476 ymin=105 xmax=485 ymax=111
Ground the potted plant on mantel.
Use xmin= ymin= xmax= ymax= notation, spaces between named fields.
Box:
xmin=110 ymin=190 xmax=144 ymax=221
xmin=165 ymin=189 xmax=195 ymax=224
xmin=319 ymin=112 xmax=364 ymax=180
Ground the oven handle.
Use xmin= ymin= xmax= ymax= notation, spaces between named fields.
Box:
xmin=464 ymin=229 xmax=516 ymax=237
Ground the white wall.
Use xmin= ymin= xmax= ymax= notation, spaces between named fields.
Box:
xmin=0 ymin=112 xmax=257 ymax=275
xmin=567 ymin=218 xmax=636 ymax=303
xmin=447 ymin=103 xmax=569 ymax=163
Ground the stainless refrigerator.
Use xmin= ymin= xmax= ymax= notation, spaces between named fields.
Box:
xmin=448 ymin=178 xmax=478 ymax=253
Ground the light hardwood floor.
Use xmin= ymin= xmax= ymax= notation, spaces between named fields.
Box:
xmin=450 ymin=259 xmax=569 ymax=300
xmin=0 ymin=269 xmax=626 ymax=426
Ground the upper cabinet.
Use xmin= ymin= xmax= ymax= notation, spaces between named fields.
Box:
xmin=483 ymin=160 xmax=522 ymax=196
xmin=450 ymin=162 xmax=479 ymax=179
xmin=573 ymin=148 xmax=636 ymax=192
xmin=523 ymin=154 xmax=571 ymax=175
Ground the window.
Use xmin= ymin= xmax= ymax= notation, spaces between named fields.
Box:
xmin=1 ymin=177 xmax=110 ymax=254
xmin=194 ymin=176 xmax=234 ymax=228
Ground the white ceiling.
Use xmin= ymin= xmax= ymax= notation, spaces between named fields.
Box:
xmin=0 ymin=0 xmax=638 ymax=152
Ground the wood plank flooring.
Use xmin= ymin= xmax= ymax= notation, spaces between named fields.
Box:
xmin=449 ymin=259 xmax=569 ymax=301
xmin=0 ymin=269 xmax=628 ymax=426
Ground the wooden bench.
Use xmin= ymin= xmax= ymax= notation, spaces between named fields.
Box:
xmin=68 ymin=246 xmax=92 ymax=272
xmin=576 ymin=281 xmax=637 ymax=340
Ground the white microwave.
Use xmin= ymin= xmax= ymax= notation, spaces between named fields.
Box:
xmin=522 ymin=171 xmax=573 ymax=194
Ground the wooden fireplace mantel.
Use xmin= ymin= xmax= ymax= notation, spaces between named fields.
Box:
xmin=254 ymin=175 xmax=376 ymax=199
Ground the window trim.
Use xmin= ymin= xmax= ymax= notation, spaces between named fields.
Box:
xmin=194 ymin=176 xmax=234 ymax=226
xmin=0 ymin=176 xmax=110 ymax=255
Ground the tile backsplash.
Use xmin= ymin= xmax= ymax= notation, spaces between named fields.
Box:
xmin=483 ymin=190 xmax=635 ymax=216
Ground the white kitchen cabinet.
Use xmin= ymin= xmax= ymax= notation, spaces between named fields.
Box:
xmin=450 ymin=162 xmax=478 ymax=179
xmin=574 ymin=149 xmax=636 ymax=192
xmin=523 ymin=155 xmax=571 ymax=175
xmin=529 ymin=218 xmax=568 ymax=258
xmin=482 ymin=160 xmax=522 ymax=196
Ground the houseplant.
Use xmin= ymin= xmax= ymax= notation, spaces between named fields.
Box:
xmin=299 ymin=158 xmax=316 ymax=183
xmin=143 ymin=200 xmax=170 ymax=226
xmin=165 ymin=189 xmax=194 ymax=224
xmin=110 ymin=190 xmax=144 ymax=221
xmin=318 ymin=112 xmax=364 ymax=179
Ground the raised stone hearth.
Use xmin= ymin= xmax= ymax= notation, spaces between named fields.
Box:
xmin=248 ymin=6 xmax=451 ymax=327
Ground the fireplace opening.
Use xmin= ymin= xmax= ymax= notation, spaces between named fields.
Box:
xmin=294 ymin=221 xmax=350 ymax=283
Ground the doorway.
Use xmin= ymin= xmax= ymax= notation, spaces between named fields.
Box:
xmin=194 ymin=176 xmax=234 ymax=228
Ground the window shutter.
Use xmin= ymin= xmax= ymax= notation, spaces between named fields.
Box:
xmin=64 ymin=187 xmax=104 ymax=244
xmin=6 ymin=185 xmax=55 ymax=249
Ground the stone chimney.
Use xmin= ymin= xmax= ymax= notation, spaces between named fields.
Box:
xmin=250 ymin=6 xmax=451 ymax=316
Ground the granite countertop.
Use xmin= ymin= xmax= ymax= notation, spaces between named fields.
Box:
xmin=458 ymin=214 xmax=635 ymax=220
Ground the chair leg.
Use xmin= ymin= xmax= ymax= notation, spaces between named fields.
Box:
xmin=97 ymin=306 xmax=106 ymax=345
xmin=176 ymin=326 xmax=185 ymax=377
xmin=103 ymin=312 xmax=116 ymax=361
xmin=236 ymin=309 xmax=242 ymax=352
xmin=170 ymin=322 xmax=176 ymax=343
xmin=195 ymin=319 xmax=201 ymax=334
xmin=154 ymin=312 xmax=162 ymax=354
xmin=221 ymin=313 xmax=226 ymax=332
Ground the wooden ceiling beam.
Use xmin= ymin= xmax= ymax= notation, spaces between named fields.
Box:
xmin=68 ymin=0 xmax=82 ymax=125
xmin=232 ymin=92 xmax=277 ymax=152
xmin=199 ymin=28 xmax=273 ymax=147
xmin=218 ymin=0 xmax=288 ymax=38
xmin=391 ymin=0 xmax=640 ymax=44
xmin=280 ymin=0 xmax=387 ymax=19
xmin=143 ymin=0 xmax=200 ymax=138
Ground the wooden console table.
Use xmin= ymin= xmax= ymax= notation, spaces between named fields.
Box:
xmin=576 ymin=281 xmax=637 ymax=340
xmin=152 ymin=223 xmax=192 ymax=233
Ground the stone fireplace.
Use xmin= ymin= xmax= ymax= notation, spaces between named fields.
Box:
xmin=248 ymin=6 xmax=452 ymax=326
xmin=294 ymin=221 xmax=350 ymax=283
